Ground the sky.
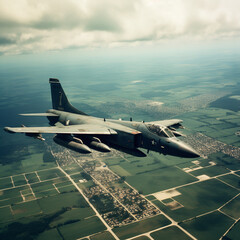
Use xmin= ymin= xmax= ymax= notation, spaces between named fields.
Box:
xmin=0 ymin=0 xmax=240 ymax=56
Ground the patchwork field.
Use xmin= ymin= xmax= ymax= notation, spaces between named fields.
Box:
xmin=58 ymin=216 xmax=106 ymax=240
xmin=150 ymin=226 xmax=192 ymax=240
xmin=126 ymin=167 xmax=197 ymax=194
xmin=113 ymin=215 xmax=171 ymax=239
xmin=179 ymin=211 xmax=234 ymax=240
xmin=0 ymin=155 xmax=104 ymax=240
xmin=1 ymin=54 xmax=240 ymax=240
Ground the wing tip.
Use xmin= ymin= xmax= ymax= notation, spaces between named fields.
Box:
xmin=4 ymin=127 xmax=15 ymax=133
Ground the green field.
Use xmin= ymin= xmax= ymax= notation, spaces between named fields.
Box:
xmin=218 ymin=174 xmax=240 ymax=190
xmin=0 ymin=185 xmax=30 ymax=206
xmin=180 ymin=211 xmax=234 ymax=240
xmin=21 ymin=153 xmax=44 ymax=167
xmin=109 ymin=151 xmax=196 ymax=178
xmin=113 ymin=214 xmax=171 ymax=239
xmin=25 ymin=172 xmax=40 ymax=184
xmin=12 ymin=200 xmax=42 ymax=219
xmin=49 ymin=207 xmax=95 ymax=228
xmin=109 ymin=165 xmax=132 ymax=176
xmin=20 ymin=152 xmax=57 ymax=172
xmin=190 ymin=165 xmax=230 ymax=177
xmin=57 ymin=184 xmax=77 ymax=193
xmin=151 ymin=226 xmax=192 ymax=240
xmin=90 ymin=231 xmax=115 ymax=240
xmin=55 ymin=180 xmax=72 ymax=188
xmin=226 ymin=221 xmax=240 ymax=240
xmin=132 ymin=236 xmax=150 ymax=240
xmin=0 ymin=206 xmax=13 ymax=222
xmin=221 ymin=195 xmax=240 ymax=219
xmin=152 ymin=179 xmax=239 ymax=222
xmin=145 ymin=195 xmax=157 ymax=201
xmin=0 ymin=153 xmax=57 ymax=178
xmin=217 ymin=135 xmax=240 ymax=145
xmin=37 ymin=192 xmax=88 ymax=214
xmin=126 ymin=167 xmax=197 ymax=195
xmin=37 ymin=168 xmax=64 ymax=181
xmin=58 ymin=216 xmax=106 ymax=240
xmin=0 ymin=176 xmax=12 ymax=189
xmin=0 ymin=196 xmax=23 ymax=207
xmin=77 ymin=179 xmax=96 ymax=190
xmin=36 ymin=228 xmax=62 ymax=240
xmin=103 ymin=157 xmax=125 ymax=166
xmin=70 ymin=173 xmax=85 ymax=183
xmin=63 ymin=163 xmax=83 ymax=175
xmin=12 ymin=174 xmax=27 ymax=186
xmin=35 ymin=189 xmax=59 ymax=198
xmin=31 ymin=181 xmax=57 ymax=196
xmin=216 ymin=153 xmax=240 ymax=170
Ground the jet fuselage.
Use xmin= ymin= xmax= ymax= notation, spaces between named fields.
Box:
xmin=4 ymin=78 xmax=200 ymax=159
xmin=47 ymin=109 xmax=199 ymax=158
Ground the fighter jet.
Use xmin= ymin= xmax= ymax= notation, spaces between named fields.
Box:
xmin=4 ymin=78 xmax=200 ymax=158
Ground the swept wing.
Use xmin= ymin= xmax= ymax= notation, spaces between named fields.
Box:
xmin=19 ymin=113 xmax=58 ymax=117
xmin=4 ymin=124 xmax=117 ymax=135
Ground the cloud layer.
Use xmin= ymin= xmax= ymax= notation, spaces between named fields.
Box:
xmin=0 ymin=0 xmax=239 ymax=55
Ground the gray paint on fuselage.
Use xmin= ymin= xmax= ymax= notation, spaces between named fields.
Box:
xmin=47 ymin=109 xmax=170 ymax=153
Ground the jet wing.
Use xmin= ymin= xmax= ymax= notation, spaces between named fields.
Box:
xmin=147 ymin=119 xmax=183 ymax=128
xmin=4 ymin=124 xmax=117 ymax=135
xmin=19 ymin=113 xmax=58 ymax=116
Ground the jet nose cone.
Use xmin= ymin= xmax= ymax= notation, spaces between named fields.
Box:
xmin=178 ymin=142 xmax=200 ymax=158
xmin=169 ymin=139 xmax=200 ymax=158
xmin=183 ymin=148 xmax=200 ymax=158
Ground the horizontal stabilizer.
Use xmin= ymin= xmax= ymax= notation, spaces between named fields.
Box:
xmin=19 ymin=113 xmax=58 ymax=117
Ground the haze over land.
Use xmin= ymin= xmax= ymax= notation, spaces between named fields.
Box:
xmin=0 ymin=1 xmax=240 ymax=240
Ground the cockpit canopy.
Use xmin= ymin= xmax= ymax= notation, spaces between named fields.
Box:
xmin=146 ymin=124 xmax=175 ymax=138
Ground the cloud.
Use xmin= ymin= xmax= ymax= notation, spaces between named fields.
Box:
xmin=0 ymin=0 xmax=239 ymax=55
xmin=0 ymin=36 xmax=17 ymax=45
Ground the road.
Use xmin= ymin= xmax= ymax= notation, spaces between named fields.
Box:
xmin=56 ymin=160 xmax=120 ymax=240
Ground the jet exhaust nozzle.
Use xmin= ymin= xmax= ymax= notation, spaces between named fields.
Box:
xmin=53 ymin=135 xmax=91 ymax=154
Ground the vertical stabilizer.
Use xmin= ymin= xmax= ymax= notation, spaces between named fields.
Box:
xmin=49 ymin=78 xmax=87 ymax=115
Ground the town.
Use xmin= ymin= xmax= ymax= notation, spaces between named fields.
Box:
xmin=51 ymin=146 xmax=160 ymax=228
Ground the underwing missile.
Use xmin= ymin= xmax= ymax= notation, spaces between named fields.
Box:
xmin=88 ymin=141 xmax=111 ymax=152
xmin=53 ymin=135 xmax=91 ymax=154
xmin=80 ymin=136 xmax=111 ymax=152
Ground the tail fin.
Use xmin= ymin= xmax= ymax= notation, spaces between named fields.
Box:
xmin=49 ymin=78 xmax=87 ymax=115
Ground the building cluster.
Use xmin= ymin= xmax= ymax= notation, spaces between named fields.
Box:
xmin=50 ymin=145 xmax=76 ymax=166
xmin=179 ymin=93 xmax=226 ymax=112
xmin=184 ymin=132 xmax=240 ymax=160
xmin=85 ymin=185 xmax=134 ymax=227
xmin=91 ymin=169 xmax=119 ymax=185
xmin=109 ymin=186 xmax=159 ymax=219
xmin=102 ymin=207 xmax=134 ymax=227
xmin=50 ymin=144 xmax=160 ymax=227
xmin=82 ymin=165 xmax=160 ymax=227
